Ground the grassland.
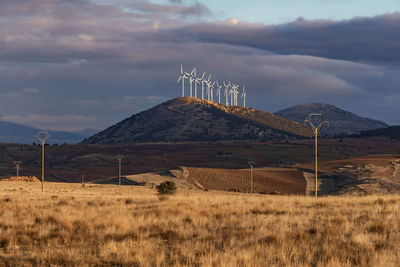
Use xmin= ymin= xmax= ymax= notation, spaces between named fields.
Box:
xmin=0 ymin=182 xmax=399 ymax=266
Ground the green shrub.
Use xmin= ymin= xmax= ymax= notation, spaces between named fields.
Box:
xmin=156 ymin=181 xmax=177 ymax=195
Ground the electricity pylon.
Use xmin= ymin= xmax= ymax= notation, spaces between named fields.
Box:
xmin=248 ymin=161 xmax=256 ymax=193
xmin=14 ymin=161 xmax=22 ymax=177
xmin=36 ymin=131 xmax=50 ymax=192
xmin=305 ymin=114 xmax=328 ymax=197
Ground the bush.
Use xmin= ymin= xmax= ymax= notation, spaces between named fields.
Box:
xmin=156 ymin=181 xmax=177 ymax=195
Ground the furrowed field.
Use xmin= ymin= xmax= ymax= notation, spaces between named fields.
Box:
xmin=0 ymin=182 xmax=399 ymax=266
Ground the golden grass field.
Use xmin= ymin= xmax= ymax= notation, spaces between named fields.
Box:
xmin=0 ymin=181 xmax=399 ymax=266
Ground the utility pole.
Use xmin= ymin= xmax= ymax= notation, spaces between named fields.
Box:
xmin=14 ymin=161 xmax=22 ymax=177
xmin=36 ymin=131 xmax=50 ymax=192
xmin=116 ymin=155 xmax=123 ymax=186
xmin=81 ymin=170 xmax=86 ymax=187
xmin=248 ymin=161 xmax=256 ymax=193
xmin=305 ymin=114 xmax=328 ymax=197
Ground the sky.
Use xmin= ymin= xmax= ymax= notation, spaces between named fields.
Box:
xmin=0 ymin=0 xmax=400 ymax=131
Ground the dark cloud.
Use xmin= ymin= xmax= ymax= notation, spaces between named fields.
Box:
xmin=0 ymin=1 xmax=399 ymax=131
xmin=157 ymin=13 xmax=400 ymax=64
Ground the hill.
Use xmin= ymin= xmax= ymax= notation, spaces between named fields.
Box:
xmin=0 ymin=120 xmax=97 ymax=144
xmin=274 ymin=103 xmax=387 ymax=136
xmin=82 ymin=97 xmax=311 ymax=144
xmin=356 ymin=126 xmax=400 ymax=140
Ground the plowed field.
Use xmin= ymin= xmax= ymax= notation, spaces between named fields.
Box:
xmin=185 ymin=167 xmax=306 ymax=194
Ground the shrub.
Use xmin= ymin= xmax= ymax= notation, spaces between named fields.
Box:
xmin=156 ymin=181 xmax=177 ymax=195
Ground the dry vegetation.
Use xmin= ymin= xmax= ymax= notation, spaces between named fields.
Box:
xmin=0 ymin=182 xmax=399 ymax=266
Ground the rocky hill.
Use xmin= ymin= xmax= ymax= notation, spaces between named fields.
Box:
xmin=82 ymin=97 xmax=312 ymax=144
xmin=274 ymin=103 xmax=388 ymax=136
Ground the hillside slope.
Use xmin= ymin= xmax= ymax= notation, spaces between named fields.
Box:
xmin=275 ymin=103 xmax=388 ymax=135
xmin=82 ymin=97 xmax=311 ymax=144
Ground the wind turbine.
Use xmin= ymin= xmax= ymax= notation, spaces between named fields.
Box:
xmin=177 ymin=64 xmax=187 ymax=97
xmin=200 ymin=72 xmax=206 ymax=100
xmin=185 ymin=68 xmax=196 ymax=97
xmin=194 ymin=69 xmax=201 ymax=98
xmin=216 ymin=82 xmax=223 ymax=104
xmin=208 ymin=81 xmax=215 ymax=102
xmin=230 ymin=86 xmax=234 ymax=106
xmin=242 ymin=85 xmax=247 ymax=107
xmin=234 ymin=84 xmax=239 ymax=105
xmin=206 ymin=74 xmax=212 ymax=101
xmin=211 ymin=82 xmax=216 ymax=102
xmin=223 ymin=82 xmax=231 ymax=106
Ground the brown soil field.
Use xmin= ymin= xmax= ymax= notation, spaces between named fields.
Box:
xmin=0 ymin=182 xmax=399 ymax=266
xmin=184 ymin=167 xmax=306 ymax=194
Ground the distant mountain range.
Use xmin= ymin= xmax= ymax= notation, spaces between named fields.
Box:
xmin=274 ymin=103 xmax=388 ymax=136
xmin=82 ymin=97 xmax=312 ymax=144
xmin=0 ymin=120 xmax=99 ymax=144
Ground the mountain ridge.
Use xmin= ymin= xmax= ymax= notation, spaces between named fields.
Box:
xmin=274 ymin=103 xmax=388 ymax=136
xmin=82 ymin=97 xmax=312 ymax=144
xmin=0 ymin=120 xmax=98 ymax=144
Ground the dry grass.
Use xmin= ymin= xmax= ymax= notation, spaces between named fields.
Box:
xmin=0 ymin=182 xmax=399 ymax=266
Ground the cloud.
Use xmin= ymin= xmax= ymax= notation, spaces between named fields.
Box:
xmin=132 ymin=1 xmax=211 ymax=17
xmin=0 ymin=1 xmax=399 ymax=130
xmin=159 ymin=13 xmax=400 ymax=64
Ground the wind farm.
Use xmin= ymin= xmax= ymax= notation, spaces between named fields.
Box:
xmin=178 ymin=65 xmax=247 ymax=107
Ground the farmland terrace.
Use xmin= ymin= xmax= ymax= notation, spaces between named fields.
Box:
xmin=184 ymin=167 xmax=306 ymax=195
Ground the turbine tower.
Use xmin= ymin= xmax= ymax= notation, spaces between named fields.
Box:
xmin=206 ymin=74 xmax=212 ymax=101
xmin=234 ymin=84 xmax=239 ymax=105
xmin=200 ymin=72 xmax=206 ymax=100
xmin=223 ymin=82 xmax=230 ymax=106
xmin=194 ymin=69 xmax=201 ymax=98
xmin=216 ymin=82 xmax=223 ymax=104
xmin=230 ymin=86 xmax=234 ymax=106
xmin=177 ymin=64 xmax=187 ymax=97
xmin=185 ymin=68 xmax=196 ymax=97
xmin=241 ymin=85 xmax=247 ymax=107
xmin=208 ymin=81 xmax=215 ymax=102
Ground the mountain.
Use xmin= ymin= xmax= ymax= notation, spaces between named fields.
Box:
xmin=71 ymin=128 xmax=100 ymax=137
xmin=0 ymin=120 xmax=97 ymax=144
xmin=357 ymin=126 xmax=400 ymax=140
xmin=82 ymin=97 xmax=312 ymax=144
xmin=274 ymin=103 xmax=388 ymax=136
